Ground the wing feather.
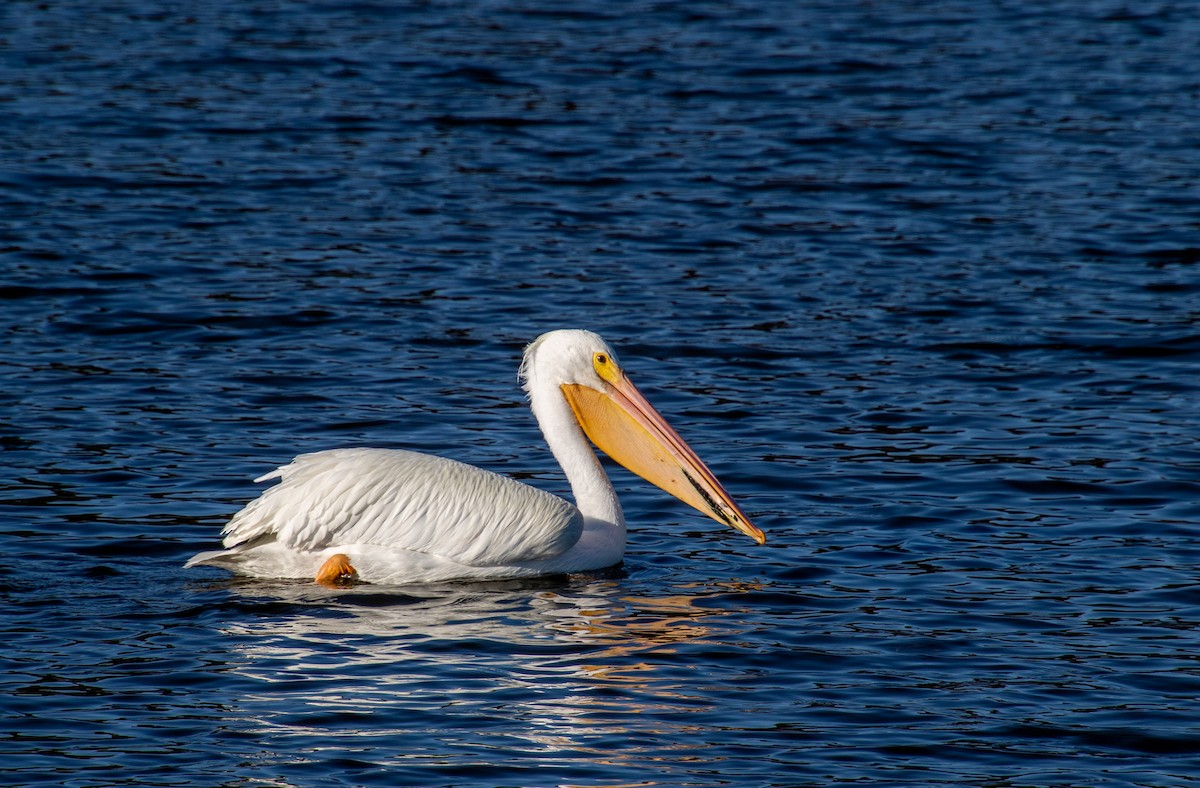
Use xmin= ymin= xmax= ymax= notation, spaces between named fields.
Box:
xmin=222 ymin=448 xmax=583 ymax=566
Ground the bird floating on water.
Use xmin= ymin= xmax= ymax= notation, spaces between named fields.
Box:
xmin=186 ymin=329 xmax=764 ymax=586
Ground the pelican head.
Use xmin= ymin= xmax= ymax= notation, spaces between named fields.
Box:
xmin=521 ymin=329 xmax=765 ymax=545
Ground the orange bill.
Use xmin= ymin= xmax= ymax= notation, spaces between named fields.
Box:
xmin=561 ymin=372 xmax=765 ymax=544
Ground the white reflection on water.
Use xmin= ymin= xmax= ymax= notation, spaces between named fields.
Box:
xmin=214 ymin=577 xmax=762 ymax=781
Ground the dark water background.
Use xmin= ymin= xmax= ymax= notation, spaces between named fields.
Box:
xmin=4 ymin=1 xmax=1200 ymax=785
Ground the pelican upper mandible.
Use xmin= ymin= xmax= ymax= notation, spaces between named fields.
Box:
xmin=186 ymin=329 xmax=765 ymax=586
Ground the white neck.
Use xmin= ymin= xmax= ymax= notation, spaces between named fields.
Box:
xmin=527 ymin=378 xmax=626 ymax=534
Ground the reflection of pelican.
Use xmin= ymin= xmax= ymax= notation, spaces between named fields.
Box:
xmin=187 ymin=329 xmax=764 ymax=585
xmin=216 ymin=580 xmax=750 ymax=760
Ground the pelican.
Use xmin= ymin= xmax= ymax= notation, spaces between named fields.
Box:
xmin=186 ymin=329 xmax=764 ymax=586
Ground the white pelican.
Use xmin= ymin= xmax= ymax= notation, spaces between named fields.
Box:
xmin=186 ymin=329 xmax=764 ymax=586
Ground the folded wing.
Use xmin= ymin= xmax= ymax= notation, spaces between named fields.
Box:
xmin=220 ymin=448 xmax=583 ymax=567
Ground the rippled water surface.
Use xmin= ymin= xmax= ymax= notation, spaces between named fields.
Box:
xmin=4 ymin=1 xmax=1200 ymax=785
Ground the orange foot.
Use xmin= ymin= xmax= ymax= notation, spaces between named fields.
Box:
xmin=315 ymin=553 xmax=358 ymax=587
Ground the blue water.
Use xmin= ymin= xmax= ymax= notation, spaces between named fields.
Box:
xmin=4 ymin=0 xmax=1200 ymax=785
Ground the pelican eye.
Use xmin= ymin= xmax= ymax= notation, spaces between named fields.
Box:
xmin=592 ymin=351 xmax=619 ymax=383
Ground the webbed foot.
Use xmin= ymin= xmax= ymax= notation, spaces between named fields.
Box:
xmin=315 ymin=553 xmax=358 ymax=587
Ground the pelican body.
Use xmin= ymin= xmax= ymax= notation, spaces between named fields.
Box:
xmin=186 ymin=330 xmax=764 ymax=585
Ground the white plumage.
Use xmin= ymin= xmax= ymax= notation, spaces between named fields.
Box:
xmin=186 ymin=329 xmax=763 ymax=586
